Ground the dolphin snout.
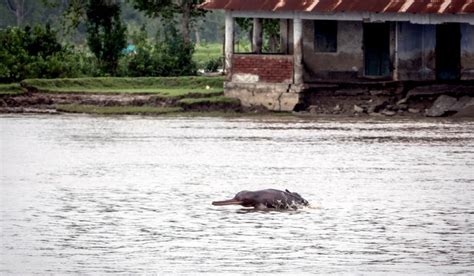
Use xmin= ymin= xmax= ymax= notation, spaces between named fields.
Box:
xmin=212 ymin=198 xmax=243 ymax=206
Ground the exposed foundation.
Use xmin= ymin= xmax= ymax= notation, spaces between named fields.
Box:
xmin=224 ymin=82 xmax=302 ymax=111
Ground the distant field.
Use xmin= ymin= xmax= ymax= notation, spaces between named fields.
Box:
xmin=193 ymin=43 xmax=223 ymax=68
xmin=234 ymin=40 xmax=252 ymax=53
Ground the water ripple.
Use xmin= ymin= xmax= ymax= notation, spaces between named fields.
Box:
xmin=1 ymin=115 xmax=473 ymax=274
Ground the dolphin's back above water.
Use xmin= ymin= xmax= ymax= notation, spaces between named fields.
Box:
xmin=212 ymin=189 xmax=309 ymax=210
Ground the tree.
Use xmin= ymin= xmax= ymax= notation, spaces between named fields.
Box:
xmin=85 ymin=0 xmax=127 ymax=75
xmin=4 ymin=0 xmax=32 ymax=26
xmin=129 ymin=0 xmax=205 ymax=45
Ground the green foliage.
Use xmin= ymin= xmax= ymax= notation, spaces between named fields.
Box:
xmin=235 ymin=18 xmax=281 ymax=53
xmin=204 ymin=57 xmax=223 ymax=72
xmin=193 ymin=43 xmax=222 ymax=69
xmin=156 ymin=23 xmax=197 ymax=76
xmin=0 ymin=1 xmax=223 ymax=80
xmin=262 ymin=19 xmax=280 ymax=53
xmin=120 ymin=23 xmax=197 ymax=77
xmin=128 ymin=0 xmax=206 ymax=45
xmin=129 ymin=0 xmax=205 ymax=20
xmin=120 ymin=25 xmax=158 ymax=76
xmin=86 ymin=0 xmax=127 ymax=75
xmin=0 ymin=25 xmax=92 ymax=83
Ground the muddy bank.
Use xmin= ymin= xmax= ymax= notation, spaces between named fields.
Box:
xmin=0 ymin=92 xmax=243 ymax=114
xmin=298 ymin=83 xmax=474 ymax=118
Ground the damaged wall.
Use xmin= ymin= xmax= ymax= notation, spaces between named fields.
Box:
xmin=461 ymin=23 xmax=474 ymax=80
xmin=302 ymin=20 xmax=364 ymax=81
xmin=397 ymin=23 xmax=436 ymax=80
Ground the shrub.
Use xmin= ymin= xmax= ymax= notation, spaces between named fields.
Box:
xmin=156 ymin=23 xmax=197 ymax=76
xmin=119 ymin=26 xmax=163 ymax=77
xmin=0 ymin=25 xmax=92 ymax=83
xmin=204 ymin=57 xmax=223 ymax=72
xmin=120 ymin=23 xmax=197 ymax=77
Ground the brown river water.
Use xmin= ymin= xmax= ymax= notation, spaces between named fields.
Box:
xmin=1 ymin=114 xmax=473 ymax=274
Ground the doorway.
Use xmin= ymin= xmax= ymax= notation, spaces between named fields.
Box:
xmin=436 ymin=23 xmax=461 ymax=81
xmin=364 ymin=23 xmax=391 ymax=77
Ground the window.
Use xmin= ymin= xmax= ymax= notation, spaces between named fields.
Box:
xmin=314 ymin=20 xmax=337 ymax=52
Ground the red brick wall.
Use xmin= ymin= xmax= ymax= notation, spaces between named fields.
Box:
xmin=232 ymin=54 xmax=293 ymax=83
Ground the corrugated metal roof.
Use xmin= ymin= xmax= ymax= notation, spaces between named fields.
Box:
xmin=200 ymin=0 xmax=474 ymax=14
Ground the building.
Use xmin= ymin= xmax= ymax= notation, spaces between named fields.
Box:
xmin=201 ymin=0 xmax=474 ymax=111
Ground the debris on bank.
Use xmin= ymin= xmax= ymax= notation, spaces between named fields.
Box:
xmin=298 ymin=83 xmax=474 ymax=118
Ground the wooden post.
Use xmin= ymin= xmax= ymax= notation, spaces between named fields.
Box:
xmin=252 ymin=18 xmax=263 ymax=53
xmin=293 ymin=18 xmax=303 ymax=85
xmin=224 ymin=11 xmax=234 ymax=80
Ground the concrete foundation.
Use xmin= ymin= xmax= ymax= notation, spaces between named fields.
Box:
xmin=224 ymin=82 xmax=302 ymax=111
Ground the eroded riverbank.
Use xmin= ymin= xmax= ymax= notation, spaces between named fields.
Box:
xmin=1 ymin=80 xmax=473 ymax=118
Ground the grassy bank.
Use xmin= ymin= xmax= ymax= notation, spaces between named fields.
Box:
xmin=0 ymin=83 xmax=25 ymax=95
xmin=21 ymin=76 xmax=225 ymax=97
xmin=0 ymin=76 xmax=244 ymax=115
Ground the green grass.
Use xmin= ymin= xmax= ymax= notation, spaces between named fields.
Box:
xmin=56 ymin=104 xmax=183 ymax=115
xmin=21 ymin=76 xmax=224 ymax=97
xmin=193 ymin=43 xmax=223 ymax=68
xmin=0 ymin=83 xmax=25 ymax=95
xmin=178 ymin=96 xmax=240 ymax=105
xmin=234 ymin=40 xmax=252 ymax=53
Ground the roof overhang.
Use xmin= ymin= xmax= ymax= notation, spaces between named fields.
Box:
xmin=200 ymin=0 xmax=474 ymax=24
xmin=200 ymin=0 xmax=474 ymax=14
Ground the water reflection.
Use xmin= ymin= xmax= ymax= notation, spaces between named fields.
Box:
xmin=1 ymin=114 xmax=473 ymax=274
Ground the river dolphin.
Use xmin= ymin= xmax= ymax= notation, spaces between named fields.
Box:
xmin=212 ymin=189 xmax=309 ymax=210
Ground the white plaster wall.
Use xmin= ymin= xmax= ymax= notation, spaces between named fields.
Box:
xmin=303 ymin=20 xmax=363 ymax=81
